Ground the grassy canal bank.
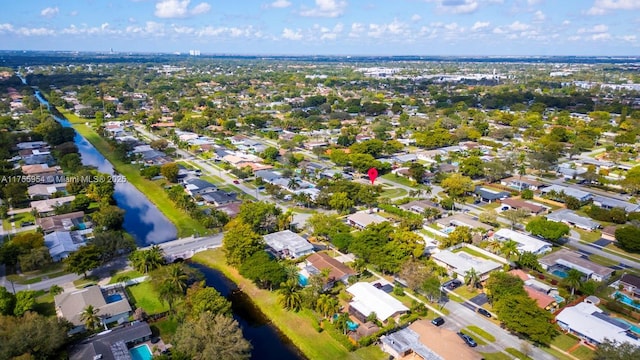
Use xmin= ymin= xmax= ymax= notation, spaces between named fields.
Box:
xmin=59 ymin=109 xmax=207 ymax=238
xmin=192 ymin=249 xmax=387 ymax=360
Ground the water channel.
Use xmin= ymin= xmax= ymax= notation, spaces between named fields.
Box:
xmin=31 ymin=87 xmax=177 ymax=246
xmin=189 ymin=262 xmax=306 ymax=360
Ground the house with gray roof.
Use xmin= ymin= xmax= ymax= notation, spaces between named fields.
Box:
xmin=44 ymin=231 xmax=87 ymax=262
xmin=69 ymin=321 xmax=152 ymax=360
xmin=264 ymin=230 xmax=314 ymax=259
xmin=540 ymin=249 xmax=614 ymax=282
xmin=474 ymin=186 xmax=511 ymax=203
xmin=184 ymin=178 xmax=217 ymax=196
xmin=346 ymin=211 xmax=389 ymax=229
xmin=592 ymin=195 xmax=640 ymax=213
xmin=431 ymin=250 xmax=501 ymax=281
xmin=380 ymin=327 xmax=442 ymax=360
xmin=55 ymin=285 xmax=132 ymax=334
xmin=201 ymin=191 xmax=238 ymax=207
xmin=541 ymin=185 xmax=593 ymax=203
xmin=546 ymin=209 xmax=600 ymax=231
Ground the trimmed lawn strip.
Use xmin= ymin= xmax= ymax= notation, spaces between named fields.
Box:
xmin=505 ymin=347 xmax=533 ymax=360
xmin=192 ymin=249 xmax=386 ymax=360
xmin=453 ymin=286 xmax=480 ymax=300
xmin=551 ymin=333 xmax=579 ymax=351
xmin=380 ymin=188 xmax=408 ymax=199
xmin=480 ymin=352 xmax=512 ymax=360
xmin=574 ymin=229 xmax=601 ymax=243
xmin=380 ymin=173 xmax=427 ymax=189
xmin=151 ymin=317 xmax=179 ymax=342
xmin=109 ymin=269 xmax=145 ymax=284
xmin=66 ymin=118 xmax=207 ymax=238
xmin=126 ymin=281 xmax=170 ymax=315
xmin=466 ymin=325 xmax=496 ymax=342
xmin=571 ymin=346 xmax=594 ymax=360
xmin=544 ymin=347 xmax=577 ymax=360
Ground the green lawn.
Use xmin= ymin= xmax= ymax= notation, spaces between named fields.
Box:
xmin=379 ymin=188 xmax=408 ymax=199
xmin=151 ymin=317 xmax=179 ymax=342
xmin=588 ymin=254 xmax=622 ymax=268
xmin=192 ymin=249 xmax=387 ymax=360
xmin=551 ymin=333 xmax=579 ymax=351
xmin=34 ymin=292 xmax=56 ymax=317
xmin=126 ymin=281 xmax=170 ymax=315
xmin=480 ymin=352 xmax=513 ymax=360
xmin=3 ymin=211 xmax=35 ymax=230
xmin=109 ymin=269 xmax=145 ymax=284
xmin=574 ymin=228 xmax=602 ymax=243
xmin=380 ymin=173 xmax=428 ymax=189
xmin=544 ymin=347 xmax=579 ymax=360
xmin=572 ymin=346 xmax=594 ymax=360
xmin=64 ymin=115 xmax=208 ymax=238
xmin=453 ymin=286 xmax=480 ymax=300
xmin=505 ymin=348 xmax=533 ymax=360
xmin=466 ymin=325 xmax=496 ymax=342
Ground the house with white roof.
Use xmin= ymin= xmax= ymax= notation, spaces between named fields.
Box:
xmin=44 ymin=231 xmax=87 ymax=262
xmin=493 ymin=228 xmax=553 ymax=256
xmin=556 ymin=300 xmax=640 ymax=347
xmin=346 ymin=211 xmax=389 ymax=229
xmin=541 ymin=185 xmax=593 ymax=203
xmin=263 ymin=230 xmax=314 ymax=259
xmin=431 ymin=250 xmax=502 ymax=281
xmin=346 ymin=282 xmax=409 ymax=323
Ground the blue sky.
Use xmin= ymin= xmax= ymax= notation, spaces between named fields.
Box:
xmin=1 ymin=0 xmax=639 ymax=56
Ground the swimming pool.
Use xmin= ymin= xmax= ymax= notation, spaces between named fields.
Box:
xmin=552 ymin=269 xmax=568 ymax=279
xmin=129 ymin=344 xmax=152 ymax=360
xmin=298 ymin=273 xmax=309 ymax=287
xmin=614 ymin=317 xmax=640 ymax=334
xmin=106 ymin=293 xmax=123 ymax=303
xmin=347 ymin=320 xmax=359 ymax=331
xmin=614 ymin=291 xmax=640 ymax=311
xmin=442 ymin=227 xmax=455 ymax=234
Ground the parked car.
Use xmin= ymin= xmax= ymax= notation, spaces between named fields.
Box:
xmin=21 ymin=221 xmax=34 ymax=227
xmin=431 ymin=317 xmax=445 ymax=326
xmin=447 ymin=279 xmax=462 ymax=290
xmin=233 ymin=180 xmax=240 ymax=184
xmin=458 ymin=332 xmax=477 ymax=347
xmin=477 ymin=308 xmax=492 ymax=318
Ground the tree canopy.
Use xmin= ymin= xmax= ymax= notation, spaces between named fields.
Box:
xmin=525 ymin=217 xmax=570 ymax=242
xmin=173 ymin=313 xmax=252 ymax=360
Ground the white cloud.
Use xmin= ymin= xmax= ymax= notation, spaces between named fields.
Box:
xmin=471 ymin=21 xmax=490 ymax=31
xmin=348 ymin=22 xmax=364 ymax=37
xmin=591 ymin=33 xmax=611 ymax=40
xmin=622 ymin=34 xmax=637 ymax=42
xmin=41 ymin=7 xmax=59 ymax=18
xmin=507 ymin=21 xmax=529 ymax=31
xmin=411 ymin=14 xmax=422 ymax=21
xmin=282 ymin=28 xmax=303 ymax=40
xmin=562 ymin=20 xmax=571 ymax=25
xmin=70 ymin=11 xmax=78 ymax=16
xmin=154 ymin=0 xmax=211 ymax=18
xmin=532 ymin=10 xmax=545 ymax=22
xmin=577 ymin=24 xmax=608 ymax=33
xmin=366 ymin=19 xmax=410 ymax=39
xmin=527 ymin=0 xmax=543 ymax=4
xmin=269 ymin=0 xmax=292 ymax=8
xmin=427 ymin=0 xmax=479 ymax=14
xmin=300 ymin=0 xmax=347 ymax=18
xmin=587 ymin=0 xmax=640 ymax=15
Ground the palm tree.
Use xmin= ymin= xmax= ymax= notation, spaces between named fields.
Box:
xmin=486 ymin=241 xmax=502 ymax=254
xmin=278 ymin=279 xmax=302 ymax=312
xmin=287 ymin=178 xmax=300 ymax=190
xmin=315 ymin=294 xmax=340 ymax=319
xmin=165 ymin=264 xmax=189 ymax=294
xmin=500 ymin=239 xmax=520 ymax=261
xmin=465 ymin=268 xmax=480 ymax=290
xmin=564 ymin=269 xmax=583 ymax=297
xmin=334 ymin=312 xmax=350 ymax=335
xmin=154 ymin=264 xmax=190 ymax=310
xmin=129 ymin=245 xmax=166 ymax=274
xmin=80 ymin=305 xmax=101 ymax=331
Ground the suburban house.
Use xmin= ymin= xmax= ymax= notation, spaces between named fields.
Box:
xmin=474 ymin=186 xmax=511 ymax=203
xmin=16 ymin=141 xmax=48 ymax=150
xmin=184 ymin=178 xmax=217 ymax=196
xmin=431 ymin=250 xmax=502 ymax=281
xmin=493 ymin=229 xmax=553 ymax=256
xmin=36 ymin=211 xmax=87 ymax=233
xmin=68 ymin=321 xmax=153 ymax=360
xmin=346 ymin=282 xmax=409 ymax=323
xmin=499 ymin=198 xmax=547 ymax=215
xmin=556 ymin=300 xmax=640 ymax=347
xmin=44 ymin=231 xmax=87 ymax=262
xmin=435 ymin=213 xmax=493 ymax=233
xmin=541 ymin=185 xmax=593 ymax=203
xmin=200 ymin=191 xmax=238 ymax=207
xmin=381 ymin=321 xmax=482 ymax=360
xmin=592 ymin=195 xmax=640 ymax=213
xmin=399 ymin=199 xmax=441 ymax=216
xmin=619 ymin=273 xmax=640 ymax=298
xmin=54 ymin=285 xmax=132 ymax=334
xmin=263 ymin=230 xmax=314 ymax=259
xmin=302 ymin=252 xmax=357 ymax=287
xmin=546 ymin=209 xmax=600 ymax=231
xmin=540 ymin=249 xmax=614 ymax=282
xmin=346 ymin=211 xmax=389 ymax=229
xmin=21 ymin=164 xmax=63 ymax=183
xmin=30 ymin=195 xmax=76 ymax=216
xmin=27 ymin=183 xmax=68 ymax=199
xmin=509 ymin=270 xmax=560 ymax=312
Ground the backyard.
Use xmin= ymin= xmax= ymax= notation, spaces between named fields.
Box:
xmin=125 ymin=281 xmax=170 ymax=315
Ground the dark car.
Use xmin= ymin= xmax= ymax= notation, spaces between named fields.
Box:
xmin=233 ymin=180 xmax=240 ymax=184
xmin=458 ymin=332 xmax=478 ymax=347
xmin=431 ymin=317 xmax=445 ymax=326
xmin=478 ymin=308 xmax=492 ymax=318
xmin=447 ymin=279 xmax=462 ymax=290
xmin=21 ymin=221 xmax=34 ymax=227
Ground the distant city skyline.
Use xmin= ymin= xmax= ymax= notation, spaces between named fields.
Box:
xmin=1 ymin=0 xmax=639 ymax=56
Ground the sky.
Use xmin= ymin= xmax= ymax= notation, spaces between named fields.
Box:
xmin=1 ymin=0 xmax=639 ymax=56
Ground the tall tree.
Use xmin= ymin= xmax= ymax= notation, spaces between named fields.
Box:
xmin=464 ymin=268 xmax=480 ymax=290
xmin=500 ymin=239 xmax=520 ymax=261
xmin=502 ymin=209 xmax=529 ymax=230
xmin=129 ymin=245 xmax=166 ymax=273
xmin=563 ymin=269 xmax=583 ymax=297
xmin=278 ymin=279 xmax=303 ymax=312
xmin=182 ymin=282 xmax=232 ymax=320
xmin=0 ymin=312 xmax=70 ymax=359
xmin=160 ymin=162 xmax=180 ymax=183
xmin=80 ymin=305 xmax=101 ymax=331
xmin=64 ymin=244 xmax=101 ymax=278
xmin=0 ymin=288 xmax=16 ymax=316
xmin=172 ymin=313 xmax=252 ymax=360
xmin=441 ymin=173 xmax=473 ymax=208
xmin=594 ymin=338 xmax=640 ymax=360
xmin=222 ymin=219 xmax=264 ymax=267
xmin=315 ymin=294 xmax=340 ymax=319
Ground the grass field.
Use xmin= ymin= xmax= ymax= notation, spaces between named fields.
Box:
xmin=551 ymin=333 xmax=579 ymax=351
xmin=61 ymin=112 xmax=208 ymax=238
xmin=3 ymin=212 xmax=35 ymax=230
xmin=379 ymin=187 xmax=408 ymax=199
xmin=192 ymin=249 xmax=387 ymax=360
xmin=466 ymin=325 xmax=496 ymax=342
xmin=126 ymin=281 xmax=170 ymax=315
xmin=151 ymin=317 xmax=179 ymax=342
xmin=505 ymin=347 xmax=533 ymax=360
xmin=34 ymin=292 xmax=56 ymax=317
xmin=480 ymin=352 xmax=512 ymax=360
xmin=380 ymin=173 xmax=429 ymax=189
xmin=572 ymin=346 xmax=594 ymax=360
xmin=574 ymin=228 xmax=602 ymax=243
xmin=453 ymin=285 xmax=480 ymax=300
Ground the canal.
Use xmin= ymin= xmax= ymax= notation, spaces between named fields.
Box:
xmin=32 ymin=89 xmax=177 ymax=245
xmin=189 ymin=262 xmax=306 ymax=360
